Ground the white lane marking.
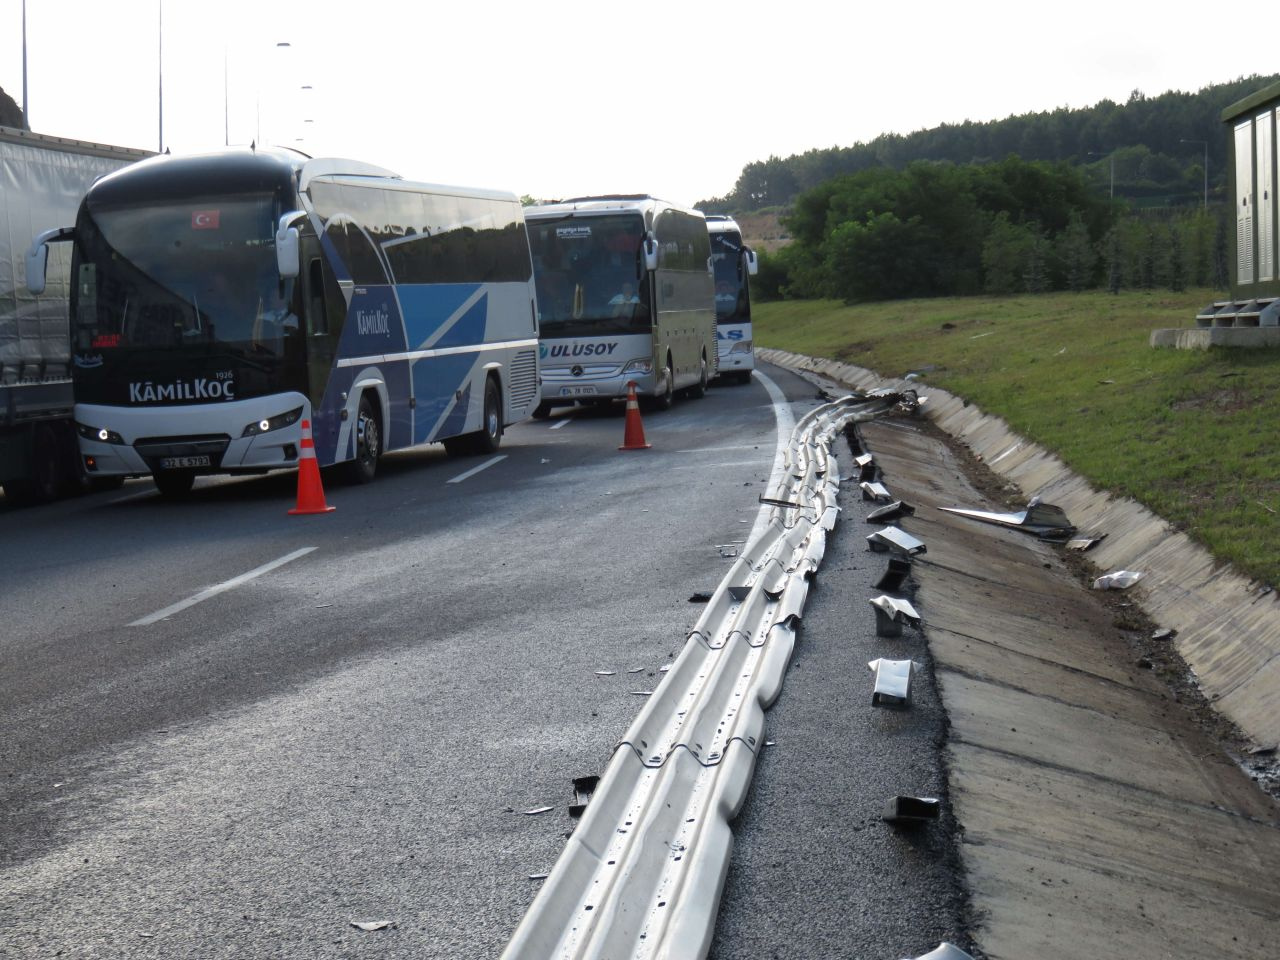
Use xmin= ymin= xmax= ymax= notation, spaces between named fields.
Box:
xmin=446 ymin=454 xmax=507 ymax=484
xmin=550 ymin=418 xmax=574 ymax=430
xmin=749 ymin=370 xmax=794 ymax=545
xmin=676 ymin=444 xmax=762 ymax=453
xmin=130 ymin=547 xmax=317 ymax=627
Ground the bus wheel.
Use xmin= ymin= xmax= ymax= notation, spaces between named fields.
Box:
xmin=651 ymin=359 xmax=675 ymax=411
xmin=474 ymin=377 xmax=504 ymax=454
xmin=690 ymin=353 xmax=709 ymax=399
xmin=343 ymin=395 xmax=380 ymax=484
xmin=153 ymin=470 xmax=196 ymax=498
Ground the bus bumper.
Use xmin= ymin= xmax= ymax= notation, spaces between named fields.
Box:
xmin=540 ymin=369 xmax=659 ymax=403
xmin=75 ymin=395 xmax=310 ymax=478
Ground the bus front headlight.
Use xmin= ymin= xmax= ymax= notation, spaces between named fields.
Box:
xmin=622 ymin=358 xmax=653 ymax=376
xmin=76 ymin=422 xmax=125 ymax=445
xmin=241 ymin=406 xmax=304 ymax=437
xmin=728 ymin=339 xmax=753 ymax=354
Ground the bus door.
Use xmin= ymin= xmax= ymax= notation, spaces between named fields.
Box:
xmin=301 ymin=236 xmax=340 ymax=412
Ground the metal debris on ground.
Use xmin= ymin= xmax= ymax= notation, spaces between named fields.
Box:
xmin=903 ymin=944 xmax=975 ymax=960
xmin=874 ymin=556 xmax=914 ymax=593
xmin=630 ymin=690 xmax=654 ymax=696
xmin=866 ymin=526 xmax=927 ymax=557
xmin=860 ymin=481 xmax=893 ymax=502
xmin=1066 ymin=533 xmax=1107 ymax=551
xmin=523 ymin=806 xmax=554 ymax=816
xmin=882 ymin=795 xmax=941 ymax=824
xmin=594 ymin=670 xmax=616 ymax=676
xmin=627 ymin=667 xmax=645 ymax=674
xmin=869 ymin=595 xmax=922 ymax=637
xmin=1152 ymin=628 xmax=1177 ymax=641
xmin=688 ymin=592 xmax=712 ymax=603
xmin=351 ymin=921 xmax=395 ymax=932
xmin=869 ymin=658 xmax=916 ymax=705
xmin=528 ymin=873 xmax=549 ymax=881
xmin=939 ymin=495 xmax=1076 ymax=540
xmin=718 ymin=545 xmax=739 ymax=558
xmin=866 ymin=500 xmax=915 ymax=523
xmin=1093 ymin=569 xmax=1143 ymax=590
xmin=569 ymin=775 xmax=600 ymax=819
xmin=758 ymin=495 xmax=801 ymax=509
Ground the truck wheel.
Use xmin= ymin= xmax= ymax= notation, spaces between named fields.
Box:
xmin=154 ymin=470 xmax=196 ymax=498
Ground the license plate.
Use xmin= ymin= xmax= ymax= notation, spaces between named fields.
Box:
xmin=160 ymin=455 xmax=210 ymax=469
xmin=559 ymin=385 xmax=598 ymax=397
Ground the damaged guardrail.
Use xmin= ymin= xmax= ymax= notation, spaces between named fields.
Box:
xmin=501 ymin=393 xmax=913 ymax=960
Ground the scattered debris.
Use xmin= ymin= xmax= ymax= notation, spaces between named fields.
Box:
xmin=905 ymin=944 xmax=975 ymax=960
xmin=866 ymin=500 xmax=915 ymax=523
xmin=866 ymin=527 xmax=927 ymax=557
xmin=594 ymin=670 xmax=616 ymax=677
xmin=764 ymin=740 xmax=776 ymax=747
xmin=1098 ymin=378 xmax=1115 ymax=384
xmin=569 ymin=775 xmax=600 ymax=819
xmin=627 ymin=667 xmax=645 ymax=674
xmin=869 ymin=658 xmax=916 ymax=705
xmin=658 ymin=664 xmax=671 ymax=673
xmin=869 ymin=595 xmax=922 ymax=637
xmin=1093 ymin=569 xmax=1144 ymax=590
xmin=528 ymin=873 xmax=549 ymax=881
xmin=860 ymin=481 xmax=893 ymax=502
xmin=1152 ymin=628 xmax=1177 ymax=641
xmin=523 ymin=806 xmax=554 ymax=816
xmin=1066 ymin=534 xmax=1107 ymax=551
xmin=351 ymin=921 xmax=395 ymax=932
xmin=1248 ymin=745 xmax=1277 ymax=757
xmin=939 ymin=496 xmax=1075 ymax=540
xmin=758 ymin=495 xmax=801 ymax=509
xmin=630 ymin=691 xmax=653 ymax=697
xmin=882 ymin=795 xmax=941 ymax=824
xmin=718 ymin=545 xmax=739 ymax=559
xmin=688 ymin=592 xmax=712 ymax=604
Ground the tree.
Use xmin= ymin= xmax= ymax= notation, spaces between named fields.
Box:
xmin=1056 ymin=211 xmax=1097 ymax=291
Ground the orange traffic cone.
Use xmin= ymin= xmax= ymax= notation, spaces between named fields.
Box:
xmin=619 ymin=381 xmax=651 ymax=451
xmin=288 ymin=419 xmax=335 ymax=514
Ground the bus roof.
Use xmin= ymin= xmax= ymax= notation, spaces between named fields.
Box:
xmin=524 ymin=196 xmax=700 ymax=220
xmin=704 ymin=215 xmax=743 ymax=235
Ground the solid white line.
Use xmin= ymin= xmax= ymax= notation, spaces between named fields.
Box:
xmin=675 ymin=444 xmax=762 ymax=453
xmin=446 ymin=454 xmax=507 ymax=484
xmin=748 ymin=369 xmax=794 ymax=545
xmin=130 ymin=547 xmax=318 ymax=627
xmin=550 ymin=418 xmax=573 ymax=430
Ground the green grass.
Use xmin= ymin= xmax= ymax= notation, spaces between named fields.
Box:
xmin=755 ymin=289 xmax=1280 ymax=585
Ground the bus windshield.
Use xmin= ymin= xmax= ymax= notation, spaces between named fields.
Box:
xmin=710 ymin=230 xmax=750 ymax=324
xmin=526 ymin=213 xmax=652 ymax=337
xmin=75 ymin=194 xmax=298 ymax=356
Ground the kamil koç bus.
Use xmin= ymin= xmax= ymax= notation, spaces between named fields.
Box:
xmin=704 ymin=214 xmax=758 ymax=385
xmin=524 ymin=196 xmax=716 ymax=415
xmin=25 ymin=147 xmax=540 ymax=497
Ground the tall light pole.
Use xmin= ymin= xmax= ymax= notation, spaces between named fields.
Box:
xmin=157 ymin=0 xmax=164 ymax=153
xmin=21 ymin=0 xmax=28 ymax=129
xmin=1088 ymin=151 xmax=1114 ymax=199
xmin=1180 ymin=138 xmax=1209 ymax=209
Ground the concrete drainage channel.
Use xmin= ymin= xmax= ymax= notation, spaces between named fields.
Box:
xmin=501 ymin=393 xmax=915 ymax=960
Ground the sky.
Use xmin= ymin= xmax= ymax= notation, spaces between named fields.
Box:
xmin=0 ymin=0 xmax=1270 ymax=206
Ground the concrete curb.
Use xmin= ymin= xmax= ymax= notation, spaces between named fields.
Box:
xmin=759 ymin=348 xmax=1280 ymax=750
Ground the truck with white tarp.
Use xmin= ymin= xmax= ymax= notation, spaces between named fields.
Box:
xmin=0 ymin=125 xmax=149 ymax=501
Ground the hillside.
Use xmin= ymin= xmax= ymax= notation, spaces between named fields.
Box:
xmin=0 ymin=87 xmax=24 ymax=129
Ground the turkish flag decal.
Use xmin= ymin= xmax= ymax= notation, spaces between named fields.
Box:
xmin=192 ymin=210 xmax=220 ymax=230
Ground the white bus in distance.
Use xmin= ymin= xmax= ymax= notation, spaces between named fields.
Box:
xmin=524 ymin=196 xmax=716 ymax=414
xmin=26 ymin=147 xmax=540 ymax=497
xmin=705 ymin=214 xmax=758 ymax=385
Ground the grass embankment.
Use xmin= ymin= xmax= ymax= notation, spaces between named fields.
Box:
xmin=755 ymin=289 xmax=1280 ymax=586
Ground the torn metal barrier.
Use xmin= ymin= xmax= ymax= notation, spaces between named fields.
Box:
xmin=855 ymin=452 xmax=877 ymax=482
xmin=860 ymin=480 xmax=893 ymax=502
xmin=903 ymin=944 xmax=975 ymax=960
xmin=874 ymin=557 xmax=914 ymax=593
xmin=1066 ymin=533 xmax=1107 ymax=551
xmin=869 ymin=595 xmax=922 ymax=637
xmin=867 ymin=526 xmax=927 ymax=557
xmin=938 ymin=495 xmax=1076 ymax=540
xmin=869 ymin=658 xmax=916 ymax=705
xmin=882 ymin=795 xmax=941 ymax=824
xmin=569 ymin=775 xmax=600 ymax=819
xmin=866 ymin=500 xmax=915 ymax=523
xmin=501 ymin=393 xmax=911 ymax=960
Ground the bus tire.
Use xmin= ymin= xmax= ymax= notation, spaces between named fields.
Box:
xmin=473 ymin=376 xmax=503 ymax=454
xmin=343 ymin=394 xmax=381 ymax=484
xmin=153 ymin=470 xmax=196 ymax=498
xmin=689 ymin=352 xmax=709 ymax=399
xmin=649 ymin=358 xmax=675 ymax=411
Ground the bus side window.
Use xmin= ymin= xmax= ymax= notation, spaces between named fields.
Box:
xmin=307 ymin=258 xmax=327 ymax=335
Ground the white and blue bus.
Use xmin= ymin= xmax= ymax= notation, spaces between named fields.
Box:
xmin=705 ymin=215 xmax=758 ymax=385
xmin=524 ymin=196 xmax=715 ymax=414
xmin=26 ymin=147 xmax=540 ymax=496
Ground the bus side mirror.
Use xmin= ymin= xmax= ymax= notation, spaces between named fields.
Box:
xmin=25 ymin=226 xmax=75 ymax=295
xmin=745 ymin=248 xmax=759 ymax=277
xmin=643 ymin=234 xmax=659 ymax=272
xmin=26 ymin=244 xmax=48 ymax=295
xmin=276 ymin=210 xmax=307 ymax=279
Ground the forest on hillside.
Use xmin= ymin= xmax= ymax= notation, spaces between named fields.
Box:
xmin=702 ymin=75 xmax=1277 ymax=212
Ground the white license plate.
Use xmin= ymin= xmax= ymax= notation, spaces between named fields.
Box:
xmin=160 ymin=455 xmax=210 ymax=469
xmin=559 ymin=386 xmax=598 ymax=397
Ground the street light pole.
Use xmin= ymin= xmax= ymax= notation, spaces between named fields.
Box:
xmin=1180 ymin=139 xmax=1209 ymax=209
xmin=21 ymin=0 xmax=28 ymax=129
xmin=157 ymin=0 xmax=163 ymax=153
